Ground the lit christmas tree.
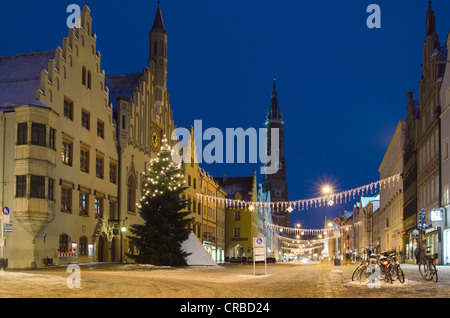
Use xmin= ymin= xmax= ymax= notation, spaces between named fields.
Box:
xmin=127 ymin=138 xmax=193 ymax=266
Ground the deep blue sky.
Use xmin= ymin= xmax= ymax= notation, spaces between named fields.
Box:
xmin=2 ymin=0 xmax=450 ymax=229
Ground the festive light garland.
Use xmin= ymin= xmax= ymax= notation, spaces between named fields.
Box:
xmin=264 ymin=220 xmax=363 ymax=236
xmin=196 ymin=174 xmax=401 ymax=212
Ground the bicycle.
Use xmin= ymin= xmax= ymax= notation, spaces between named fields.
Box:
xmin=418 ymin=247 xmax=438 ymax=283
xmin=352 ymin=259 xmax=368 ymax=282
xmin=358 ymin=253 xmax=392 ymax=284
xmin=385 ymin=252 xmax=404 ymax=284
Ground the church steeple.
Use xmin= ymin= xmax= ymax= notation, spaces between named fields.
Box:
xmin=151 ymin=1 xmax=167 ymax=34
xmin=426 ymin=0 xmax=436 ymax=36
xmin=267 ymin=76 xmax=282 ymax=121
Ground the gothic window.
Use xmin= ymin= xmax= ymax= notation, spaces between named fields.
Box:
xmin=82 ymin=67 xmax=87 ymax=86
xmin=87 ymin=71 xmax=92 ymax=89
xmin=127 ymin=174 xmax=136 ymax=213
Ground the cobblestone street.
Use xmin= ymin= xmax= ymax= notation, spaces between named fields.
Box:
xmin=0 ymin=262 xmax=449 ymax=298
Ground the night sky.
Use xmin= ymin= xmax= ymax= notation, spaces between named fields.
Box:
xmin=2 ymin=0 xmax=450 ymax=229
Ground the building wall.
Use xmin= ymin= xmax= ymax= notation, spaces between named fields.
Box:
xmin=379 ymin=120 xmax=405 ymax=253
xmin=440 ymin=32 xmax=450 ymax=265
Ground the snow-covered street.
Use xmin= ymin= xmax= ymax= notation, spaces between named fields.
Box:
xmin=0 ymin=262 xmax=449 ymax=298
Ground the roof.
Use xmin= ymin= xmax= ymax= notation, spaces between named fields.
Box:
xmin=0 ymin=50 xmax=55 ymax=107
xmin=105 ymin=73 xmax=142 ymax=110
xmin=214 ymin=176 xmax=254 ymax=201
xmin=151 ymin=4 xmax=166 ymax=33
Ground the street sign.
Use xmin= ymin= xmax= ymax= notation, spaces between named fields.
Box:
xmin=2 ymin=206 xmax=9 ymax=215
xmin=253 ymin=237 xmax=267 ymax=275
xmin=254 ymin=237 xmax=265 ymax=248
xmin=3 ymin=229 xmax=12 ymax=233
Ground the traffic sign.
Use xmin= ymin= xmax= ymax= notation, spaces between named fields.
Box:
xmin=2 ymin=206 xmax=9 ymax=215
xmin=3 ymin=228 xmax=12 ymax=233
xmin=333 ymin=218 xmax=340 ymax=225
xmin=333 ymin=224 xmax=340 ymax=231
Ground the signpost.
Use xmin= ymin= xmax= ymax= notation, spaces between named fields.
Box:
xmin=253 ymin=237 xmax=267 ymax=276
xmin=1 ymin=206 xmax=11 ymax=270
xmin=333 ymin=218 xmax=340 ymax=267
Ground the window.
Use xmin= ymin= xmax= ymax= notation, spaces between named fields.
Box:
xmin=30 ymin=175 xmax=45 ymax=199
xmin=234 ymin=211 xmax=240 ymax=221
xmin=59 ymin=234 xmax=70 ymax=252
xmin=80 ymin=148 xmax=89 ymax=173
xmin=96 ymin=155 xmax=104 ymax=179
xmin=444 ymin=138 xmax=449 ymax=161
xmin=127 ymin=174 xmax=136 ymax=213
xmin=82 ymin=67 xmax=86 ymax=86
xmin=62 ymin=139 xmax=73 ymax=166
xmin=97 ymin=120 xmax=104 ymax=138
xmin=48 ymin=178 xmax=54 ymax=201
xmin=87 ymin=71 xmax=92 ymax=89
xmin=64 ymin=97 xmax=73 ymax=120
xmin=110 ymin=162 xmax=117 ymax=184
xmin=17 ymin=123 xmax=27 ymax=145
xmin=95 ymin=197 xmax=103 ymax=219
xmin=79 ymin=192 xmax=89 ymax=216
xmin=81 ymin=109 xmax=90 ymax=130
xmin=16 ymin=175 xmax=26 ymax=198
xmin=444 ymin=185 xmax=449 ymax=206
xmin=49 ymin=128 xmax=56 ymax=150
xmin=234 ymin=227 xmax=240 ymax=237
xmin=79 ymin=237 xmax=88 ymax=256
xmin=31 ymin=123 xmax=46 ymax=147
xmin=188 ymin=175 xmax=191 ymax=187
xmin=193 ymin=178 xmax=196 ymax=189
xmin=61 ymin=186 xmax=72 ymax=212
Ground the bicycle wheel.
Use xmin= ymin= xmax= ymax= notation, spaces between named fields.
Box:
xmin=396 ymin=266 xmax=405 ymax=284
xmin=419 ymin=261 xmax=432 ymax=281
xmin=352 ymin=265 xmax=362 ymax=281
xmin=430 ymin=263 xmax=438 ymax=283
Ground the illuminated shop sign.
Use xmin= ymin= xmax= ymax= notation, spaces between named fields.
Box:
xmin=430 ymin=209 xmax=444 ymax=222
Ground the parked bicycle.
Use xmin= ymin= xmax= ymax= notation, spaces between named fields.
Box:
xmin=418 ymin=247 xmax=438 ymax=283
xmin=384 ymin=252 xmax=404 ymax=284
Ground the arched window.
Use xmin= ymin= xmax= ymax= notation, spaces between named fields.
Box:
xmin=153 ymin=41 xmax=157 ymax=56
xmin=127 ymin=174 xmax=136 ymax=213
xmin=122 ymin=115 xmax=126 ymax=130
xmin=87 ymin=71 xmax=92 ymax=89
xmin=82 ymin=67 xmax=86 ymax=86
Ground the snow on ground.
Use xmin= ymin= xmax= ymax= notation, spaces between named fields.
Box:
xmin=0 ymin=263 xmax=448 ymax=298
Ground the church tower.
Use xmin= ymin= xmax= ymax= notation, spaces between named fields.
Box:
xmin=262 ymin=77 xmax=289 ymax=228
xmin=148 ymin=1 xmax=168 ymax=126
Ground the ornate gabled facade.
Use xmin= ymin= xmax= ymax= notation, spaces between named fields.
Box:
xmin=0 ymin=5 xmax=117 ymax=268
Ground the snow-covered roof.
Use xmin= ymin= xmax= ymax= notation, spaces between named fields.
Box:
xmin=0 ymin=50 xmax=55 ymax=107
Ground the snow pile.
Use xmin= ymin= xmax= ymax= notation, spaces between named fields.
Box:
xmin=181 ymin=233 xmax=217 ymax=266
